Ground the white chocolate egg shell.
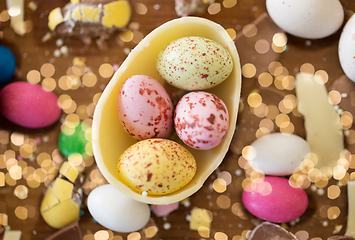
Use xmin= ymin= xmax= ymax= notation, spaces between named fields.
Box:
xmin=92 ymin=17 xmax=241 ymax=204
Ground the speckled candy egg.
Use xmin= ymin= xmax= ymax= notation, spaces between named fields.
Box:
xmin=117 ymin=138 xmax=197 ymax=196
xmin=174 ymin=91 xmax=229 ymax=150
xmin=117 ymin=75 xmax=174 ymax=140
xmin=0 ymin=81 xmax=61 ymax=128
xmin=242 ymin=176 xmax=308 ymax=223
xmin=156 ymin=36 xmax=233 ymax=90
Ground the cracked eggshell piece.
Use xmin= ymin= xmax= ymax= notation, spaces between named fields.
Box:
xmin=40 ymin=162 xmax=83 ymax=229
xmin=92 ymin=17 xmax=241 ymax=204
xmin=48 ymin=7 xmax=64 ymax=31
xmin=40 ymin=180 xmax=80 ymax=229
xmin=48 ymin=0 xmax=131 ymax=38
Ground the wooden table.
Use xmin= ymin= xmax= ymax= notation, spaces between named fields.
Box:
xmin=1 ymin=0 xmax=355 ymax=239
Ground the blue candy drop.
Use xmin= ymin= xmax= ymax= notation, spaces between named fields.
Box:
xmin=0 ymin=45 xmax=16 ymax=83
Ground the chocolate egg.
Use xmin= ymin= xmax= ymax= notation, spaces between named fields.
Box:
xmin=92 ymin=17 xmax=241 ymax=204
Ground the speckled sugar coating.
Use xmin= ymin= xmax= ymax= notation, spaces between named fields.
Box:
xmin=174 ymin=91 xmax=229 ymax=150
xmin=156 ymin=36 xmax=233 ymax=90
xmin=117 ymin=75 xmax=174 ymax=140
xmin=117 ymin=138 xmax=197 ymax=195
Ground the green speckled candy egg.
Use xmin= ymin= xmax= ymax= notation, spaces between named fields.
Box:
xmin=156 ymin=36 xmax=233 ymax=91
xmin=117 ymin=138 xmax=197 ymax=196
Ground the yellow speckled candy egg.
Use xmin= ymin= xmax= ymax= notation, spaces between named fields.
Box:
xmin=156 ymin=36 xmax=233 ymax=91
xmin=117 ymin=138 xmax=197 ymax=196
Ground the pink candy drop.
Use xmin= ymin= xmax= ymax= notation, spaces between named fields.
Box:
xmin=0 ymin=82 xmax=61 ymax=128
xmin=242 ymin=176 xmax=308 ymax=223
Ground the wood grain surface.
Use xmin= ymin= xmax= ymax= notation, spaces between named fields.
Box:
xmin=1 ymin=0 xmax=355 ymax=239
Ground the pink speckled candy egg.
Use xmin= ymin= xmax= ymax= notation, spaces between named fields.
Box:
xmin=117 ymin=75 xmax=174 ymax=140
xmin=0 ymin=81 xmax=61 ymax=128
xmin=242 ymin=176 xmax=308 ymax=223
xmin=174 ymin=91 xmax=229 ymax=150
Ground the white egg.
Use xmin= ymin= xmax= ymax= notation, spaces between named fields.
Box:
xmin=245 ymin=133 xmax=311 ymax=176
xmin=87 ymin=184 xmax=150 ymax=232
xmin=339 ymin=14 xmax=355 ymax=82
xmin=266 ymin=0 xmax=344 ymax=39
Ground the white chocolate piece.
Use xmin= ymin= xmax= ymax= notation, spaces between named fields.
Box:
xmin=48 ymin=8 xmax=64 ymax=31
xmin=295 ymin=73 xmax=344 ymax=172
xmin=6 ymin=0 xmax=24 ymax=35
xmin=189 ymin=207 xmax=212 ymax=230
xmin=40 ymin=162 xmax=82 ymax=229
xmin=92 ymin=17 xmax=241 ymax=204
xmin=346 ymin=181 xmax=355 ymax=237
xmin=175 ymin=0 xmax=214 ymax=16
xmin=3 ymin=231 xmax=22 ymax=240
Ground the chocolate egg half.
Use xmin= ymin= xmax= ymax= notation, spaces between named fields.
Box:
xmin=92 ymin=17 xmax=241 ymax=204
